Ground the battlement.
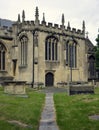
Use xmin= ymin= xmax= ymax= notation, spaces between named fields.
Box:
xmin=54 ymin=24 xmax=59 ymax=28
xmin=48 ymin=22 xmax=53 ymax=27
xmin=23 ymin=21 xmax=35 ymax=25
xmin=15 ymin=7 xmax=85 ymax=37
xmin=17 ymin=20 xmax=84 ymax=37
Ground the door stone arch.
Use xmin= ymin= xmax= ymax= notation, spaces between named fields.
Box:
xmin=45 ymin=72 xmax=54 ymax=86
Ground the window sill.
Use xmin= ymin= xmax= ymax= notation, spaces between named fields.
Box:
xmin=0 ymin=70 xmax=7 ymax=73
xmin=19 ymin=65 xmax=27 ymax=68
xmin=45 ymin=60 xmax=60 ymax=63
xmin=68 ymin=68 xmax=79 ymax=70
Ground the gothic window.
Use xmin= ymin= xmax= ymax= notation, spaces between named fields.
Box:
xmin=66 ymin=43 xmax=68 ymax=64
xmin=88 ymin=56 xmax=95 ymax=78
xmin=0 ymin=43 xmax=6 ymax=70
xmin=65 ymin=41 xmax=77 ymax=68
xmin=20 ymin=36 xmax=28 ymax=66
xmin=45 ymin=36 xmax=58 ymax=61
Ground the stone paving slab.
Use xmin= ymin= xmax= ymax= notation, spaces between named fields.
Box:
xmin=39 ymin=93 xmax=59 ymax=130
xmin=39 ymin=87 xmax=67 ymax=93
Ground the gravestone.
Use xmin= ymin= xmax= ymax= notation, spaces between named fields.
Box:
xmin=69 ymin=85 xmax=94 ymax=95
xmin=3 ymin=81 xmax=26 ymax=95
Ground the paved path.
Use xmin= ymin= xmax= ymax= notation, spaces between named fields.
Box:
xmin=39 ymin=87 xmax=68 ymax=93
xmin=39 ymin=93 xmax=59 ymax=130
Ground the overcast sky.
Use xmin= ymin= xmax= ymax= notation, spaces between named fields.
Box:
xmin=0 ymin=0 xmax=99 ymax=45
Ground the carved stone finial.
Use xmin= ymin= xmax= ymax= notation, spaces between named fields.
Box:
xmin=35 ymin=6 xmax=39 ymax=25
xmin=67 ymin=21 xmax=71 ymax=30
xmin=42 ymin=13 xmax=45 ymax=22
xmin=68 ymin=21 xmax=70 ymax=28
xmin=35 ymin=7 xmax=39 ymax=21
xmin=82 ymin=20 xmax=85 ymax=35
xmin=42 ymin=13 xmax=46 ymax=25
xmin=18 ymin=14 xmax=20 ymax=23
xmin=0 ymin=18 xmax=1 ymax=26
xmin=22 ymin=10 xmax=25 ymax=22
xmin=62 ymin=14 xmax=65 ymax=26
xmin=86 ymin=31 xmax=89 ymax=39
xmin=82 ymin=20 xmax=85 ymax=30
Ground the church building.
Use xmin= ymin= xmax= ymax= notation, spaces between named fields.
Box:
xmin=0 ymin=7 xmax=95 ymax=87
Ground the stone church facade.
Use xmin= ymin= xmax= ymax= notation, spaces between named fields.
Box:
xmin=0 ymin=7 xmax=95 ymax=87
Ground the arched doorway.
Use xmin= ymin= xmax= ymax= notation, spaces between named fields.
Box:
xmin=45 ymin=72 xmax=54 ymax=86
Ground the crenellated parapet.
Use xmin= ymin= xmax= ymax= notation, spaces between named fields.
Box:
xmin=15 ymin=6 xmax=86 ymax=39
xmin=23 ymin=21 xmax=35 ymax=25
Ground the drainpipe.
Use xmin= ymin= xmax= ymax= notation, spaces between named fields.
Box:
xmin=32 ymin=31 xmax=35 ymax=87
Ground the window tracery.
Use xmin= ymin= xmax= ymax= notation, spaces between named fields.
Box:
xmin=65 ymin=41 xmax=77 ymax=68
xmin=45 ymin=36 xmax=58 ymax=61
xmin=0 ymin=43 xmax=6 ymax=70
xmin=20 ymin=36 xmax=28 ymax=66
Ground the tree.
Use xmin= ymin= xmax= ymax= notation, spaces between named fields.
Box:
xmin=95 ymin=33 xmax=99 ymax=69
xmin=96 ymin=34 xmax=99 ymax=47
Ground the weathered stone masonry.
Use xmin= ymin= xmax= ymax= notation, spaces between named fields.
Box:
xmin=0 ymin=7 xmax=95 ymax=87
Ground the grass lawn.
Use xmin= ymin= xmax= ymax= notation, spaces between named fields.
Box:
xmin=54 ymin=87 xmax=99 ymax=130
xmin=0 ymin=87 xmax=45 ymax=130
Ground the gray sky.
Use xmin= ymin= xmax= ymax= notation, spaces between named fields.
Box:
xmin=0 ymin=0 xmax=99 ymax=45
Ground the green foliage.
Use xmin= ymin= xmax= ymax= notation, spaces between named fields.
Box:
xmin=95 ymin=34 xmax=99 ymax=69
xmin=96 ymin=34 xmax=99 ymax=47
xmin=93 ymin=46 xmax=97 ymax=52
xmin=54 ymin=88 xmax=99 ymax=130
xmin=95 ymin=49 xmax=99 ymax=68
xmin=0 ymin=88 xmax=45 ymax=130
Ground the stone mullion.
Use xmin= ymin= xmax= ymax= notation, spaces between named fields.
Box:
xmin=64 ymin=43 xmax=66 ymax=64
xmin=25 ymin=41 xmax=27 ymax=65
xmin=23 ymin=41 xmax=25 ymax=65
xmin=23 ymin=40 xmax=25 ymax=66
xmin=24 ymin=41 xmax=26 ymax=65
xmin=56 ymin=42 xmax=58 ymax=61
xmin=55 ymin=43 xmax=57 ymax=60
xmin=47 ymin=40 xmax=49 ymax=60
xmin=75 ymin=45 xmax=77 ymax=67
xmin=51 ymin=39 xmax=53 ymax=60
xmin=54 ymin=41 xmax=56 ymax=60
xmin=0 ymin=51 xmax=2 ymax=70
xmin=71 ymin=45 xmax=74 ymax=67
xmin=21 ymin=40 xmax=24 ymax=65
xmin=69 ymin=45 xmax=71 ymax=67
xmin=72 ymin=45 xmax=74 ymax=68
xmin=66 ymin=43 xmax=68 ymax=65
xmin=73 ymin=44 xmax=75 ymax=68
xmin=0 ymin=50 xmax=1 ymax=70
xmin=74 ymin=44 xmax=77 ymax=68
xmin=67 ymin=44 xmax=69 ymax=64
xmin=20 ymin=41 xmax=21 ymax=65
xmin=3 ymin=51 xmax=5 ymax=70
xmin=1 ymin=51 xmax=3 ymax=70
xmin=22 ymin=42 xmax=24 ymax=65
xmin=58 ymin=43 xmax=60 ymax=61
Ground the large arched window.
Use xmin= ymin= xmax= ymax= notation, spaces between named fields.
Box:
xmin=65 ymin=40 xmax=77 ymax=68
xmin=20 ymin=36 xmax=28 ymax=66
xmin=0 ymin=43 xmax=6 ymax=70
xmin=45 ymin=36 xmax=58 ymax=61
